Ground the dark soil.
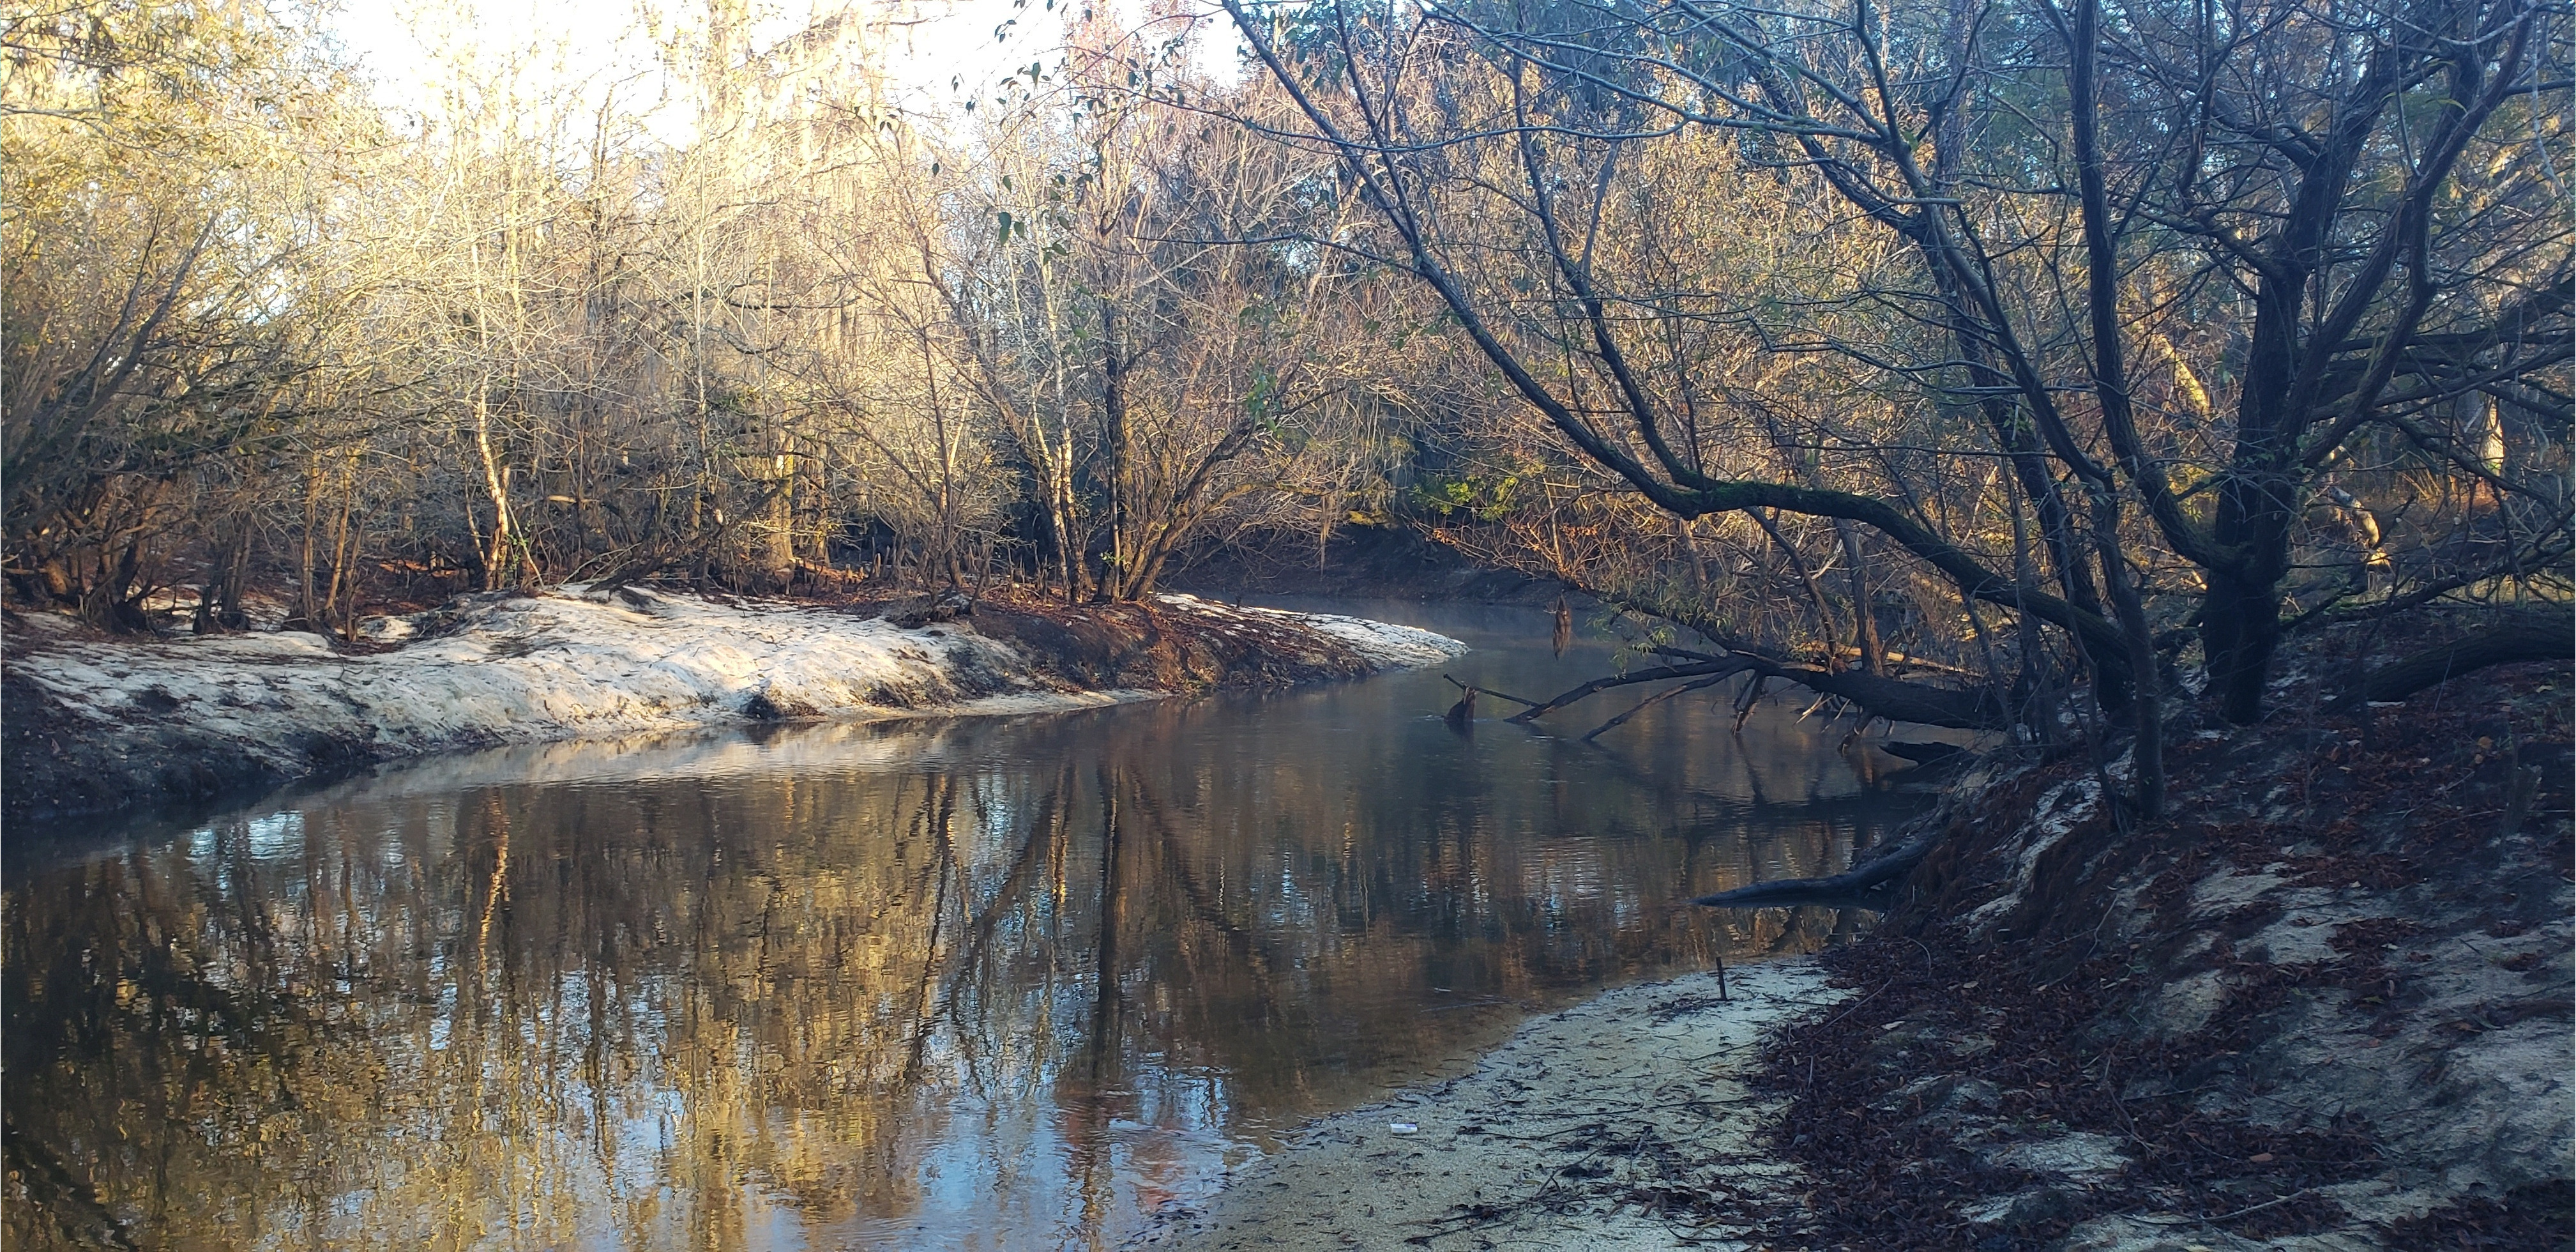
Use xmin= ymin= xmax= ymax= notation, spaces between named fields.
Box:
xmin=3 ymin=666 xmax=386 ymax=832
xmin=1739 ymin=620 xmax=2573 ymax=1250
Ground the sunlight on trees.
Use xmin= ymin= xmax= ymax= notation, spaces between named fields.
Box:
xmin=4 ymin=0 xmax=2567 ymax=769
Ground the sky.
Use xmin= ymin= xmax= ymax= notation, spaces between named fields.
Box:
xmin=321 ymin=0 xmax=1235 ymax=143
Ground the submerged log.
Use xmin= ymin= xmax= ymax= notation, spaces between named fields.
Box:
xmin=1879 ymin=740 xmax=1967 ymax=767
xmin=1443 ymin=673 xmax=1545 ymax=710
xmin=1692 ymin=825 xmax=1944 ymax=913
xmin=1445 ymin=684 xmax=1476 ymax=731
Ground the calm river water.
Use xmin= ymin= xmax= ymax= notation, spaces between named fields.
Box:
xmin=3 ymin=600 xmax=1931 ymax=1251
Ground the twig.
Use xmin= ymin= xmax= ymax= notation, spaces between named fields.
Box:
xmin=2140 ymin=1189 xmax=2319 ymax=1225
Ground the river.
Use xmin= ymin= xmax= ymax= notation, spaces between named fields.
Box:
xmin=2 ymin=599 xmax=1933 ymax=1251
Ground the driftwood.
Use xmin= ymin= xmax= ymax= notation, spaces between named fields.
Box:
xmin=1692 ymin=825 xmax=1944 ymax=913
xmin=2331 ymin=614 xmax=2571 ymax=710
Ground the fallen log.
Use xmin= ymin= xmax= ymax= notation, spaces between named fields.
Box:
xmin=1507 ymin=649 xmax=2013 ymax=731
xmin=1691 ymin=825 xmax=1944 ymax=913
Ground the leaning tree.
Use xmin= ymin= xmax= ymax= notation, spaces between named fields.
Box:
xmin=1214 ymin=0 xmax=2571 ymax=813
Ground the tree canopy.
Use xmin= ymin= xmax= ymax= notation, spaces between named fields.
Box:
xmin=4 ymin=0 xmax=2567 ymax=803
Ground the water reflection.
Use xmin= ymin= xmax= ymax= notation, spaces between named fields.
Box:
xmin=4 ymin=601 xmax=1928 ymax=1250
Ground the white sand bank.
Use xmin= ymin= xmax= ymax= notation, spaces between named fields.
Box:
xmin=1133 ymin=961 xmax=1843 ymax=1251
xmin=4 ymin=586 xmax=1465 ymax=818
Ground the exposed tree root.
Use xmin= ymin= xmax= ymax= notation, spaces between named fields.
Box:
xmin=2332 ymin=611 xmax=2571 ymax=709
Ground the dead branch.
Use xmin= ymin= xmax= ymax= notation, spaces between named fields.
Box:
xmin=1582 ymin=673 xmax=1737 ymax=740
xmin=1443 ymin=673 xmax=1547 ymax=708
xmin=1504 ymin=660 xmax=1756 ymax=722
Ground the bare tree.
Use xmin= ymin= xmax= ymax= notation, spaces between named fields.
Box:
xmin=1216 ymin=0 xmax=2573 ymax=811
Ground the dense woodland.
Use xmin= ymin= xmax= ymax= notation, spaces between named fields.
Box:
xmin=6 ymin=0 xmax=2570 ymax=809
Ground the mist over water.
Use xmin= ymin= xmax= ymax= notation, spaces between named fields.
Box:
xmin=4 ymin=600 xmax=1930 ymax=1250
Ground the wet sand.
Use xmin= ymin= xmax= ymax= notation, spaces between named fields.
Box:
xmin=1131 ymin=960 xmax=1844 ymax=1251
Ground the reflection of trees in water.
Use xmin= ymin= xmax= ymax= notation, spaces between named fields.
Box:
xmin=3 ymin=711 xmax=1911 ymax=1249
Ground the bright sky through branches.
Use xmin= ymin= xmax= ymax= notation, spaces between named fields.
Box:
xmin=325 ymin=0 xmax=1231 ymax=142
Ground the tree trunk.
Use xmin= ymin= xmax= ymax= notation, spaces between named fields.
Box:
xmin=296 ymin=454 xmax=324 ymax=625
xmin=766 ymin=452 xmax=796 ymax=582
xmin=323 ymin=457 xmax=358 ymax=639
xmin=473 ymin=392 xmax=517 ymax=591
xmin=2087 ymin=491 xmax=2164 ymax=816
xmin=1098 ymin=301 xmax=1132 ymax=602
xmin=1833 ymin=519 xmax=1886 ymax=675
xmin=2202 ymin=566 xmax=2280 ymax=725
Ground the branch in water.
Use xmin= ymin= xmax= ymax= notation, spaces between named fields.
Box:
xmin=1692 ymin=825 xmax=1945 ymax=913
xmin=1504 ymin=659 xmax=1757 ymax=722
xmin=1582 ymin=673 xmax=1736 ymax=740
xmin=1507 ymin=650 xmax=2012 ymax=730
xmin=1442 ymin=673 xmax=1546 ymax=708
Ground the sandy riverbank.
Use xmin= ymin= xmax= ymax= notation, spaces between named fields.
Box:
xmin=2 ymin=585 xmax=1465 ymax=823
xmin=1122 ymin=629 xmax=2573 ymax=1252
xmin=1130 ymin=960 xmax=1845 ymax=1251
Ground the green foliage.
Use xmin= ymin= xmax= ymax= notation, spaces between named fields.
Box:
xmin=1408 ymin=472 xmax=1519 ymax=522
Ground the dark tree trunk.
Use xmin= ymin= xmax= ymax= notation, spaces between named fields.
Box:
xmin=2202 ymin=561 xmax=2285 ymax=724
xmin=1096 ymin=301 xmax=1131 ymax=603
xmin=1834 ymin=519 xmax=1887 ymax=675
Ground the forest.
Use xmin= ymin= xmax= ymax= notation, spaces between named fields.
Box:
xmin=10 ymin=0 xmax=2567 ymax=796
xmin=4 ymin=0 xmax=2572 ymax=1247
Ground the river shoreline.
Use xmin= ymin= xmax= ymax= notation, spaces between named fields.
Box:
xmin=1132 ymin=959 xmax=1844 ymax=1251
xmin=1128 ymin=636 xmax=2572 ymax=1251
xmin=1 ymin=584 xmax=1464 ymax=826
